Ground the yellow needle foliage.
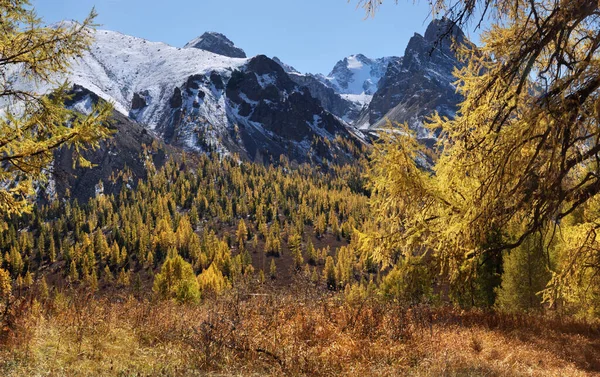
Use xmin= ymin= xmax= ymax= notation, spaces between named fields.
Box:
xmin=153 ymin=250 xmax=201 ymax=304
xmin=359 ymin=0 xmax=600 ymax=307
xmin=0 ymin=0 xmax=112 ymax=215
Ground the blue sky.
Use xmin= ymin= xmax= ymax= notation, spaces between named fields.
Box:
xmin=32 ymin=0 xmax=475 ymax=74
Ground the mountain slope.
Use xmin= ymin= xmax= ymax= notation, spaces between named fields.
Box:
xmin=356 ymin=18 xmax=467 ymax=136
xmin=22 ymin=27 xmax=355 ymax=164
xmin=164 ymin=54 xmax=353 ymax=163
xmin=48 ymin=85 xmax=170 ymax=204
xmin=321 ymin=54 xmax=401 ymax=97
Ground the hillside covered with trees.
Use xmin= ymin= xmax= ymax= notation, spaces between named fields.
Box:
xmin=0 ymin=0 xmax=599 ymax=375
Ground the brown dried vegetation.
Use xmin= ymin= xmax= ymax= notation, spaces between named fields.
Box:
xmin=0 ymin=284 xmax=598 ymax=376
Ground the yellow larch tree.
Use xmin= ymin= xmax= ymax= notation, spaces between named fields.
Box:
xmin=0 ymin=0 xmax=113 ymax=215
xmin=359 ymin=0 xmax=600 ymax=308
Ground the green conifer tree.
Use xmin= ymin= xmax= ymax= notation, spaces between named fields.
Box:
xmin=496 ymin=233 xmax=552 ymax=312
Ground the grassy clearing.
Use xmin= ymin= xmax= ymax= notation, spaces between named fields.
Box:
xmin=0 ymin=287 xmax=598 ymax=376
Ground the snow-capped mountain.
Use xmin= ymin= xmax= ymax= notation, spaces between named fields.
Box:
xmin=356 ymin=18 xmax=468 ymax=137
xmin=17 ymin=18 xmax=468 ymax=174
xmin=12 ymin=18 xmax=471 ymax=204
xmin=63 ymin=29 xmax=247 ymax=129
xmin=21 ymin=26 xmax=355 ymax=164
xmin=321 ymin=54 xmax=401 ymax=98
xmin=276 ymin=18 xmax=469 ymax=137
xmin=272 ymin=54 xmax=401 ymax=124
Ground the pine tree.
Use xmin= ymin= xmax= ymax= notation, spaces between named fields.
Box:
xmin=15 ymin=275 xmax=24 ymax=293
xmin=189 ymin=206 xmax=199 ymax=228
xmin=110 ymin=242 xmax=121 ymax=267
xmin=496 ymin=233 xmax=552 ymax=312
xmin=117 ymin=269 xmax=130 ymax=288
xmin=89 ymin=269 xmax=99 ymax=292
xmin=103 ymin=265 xmax=113 ymax=283
xmin=94 ymin=231 xmax=109 ymax=261
xmin=9 ymin=248 xmax=23 ymax=276
xmin=315 ymin=214 xmax=327 ymax=238
xmin=37 ymin=231 xmax=46 ymax=265
xmin=23 ymin=271 xmax=33 ymax=288
xmin=68 ymin=260 xmax=79 ymax=282
xmin=306 ymin=239 xmax=317 ymax=266
xmin=251 ymin=235 xmax=259 ymax=254
xmin=310 ymin=266 xmax=320 ymax=284
xmin=323 ymin=256 xmax=336 ymax=290
xmin=38 ymin=277 xmax=49 ymax=301
xmin=48 ymin=235 xmax=57 ymax=263
xmin=288 ymin=231 xmax=303 ymax=271
xmin=153 ymin=252 xmax=200 ymax=304
xmin=236 ymin=219 xmax=248 ymax=250
xmin=197 ymin=264 xmax=229 ymax=295
xmin=0 ymin=269 xmax=11 ymax=305
xmin=269 ymin=259 xmax=277 ymax=280
xmin=334 ymin=246 xmax=354 ymax=289
xmin=241 ymin=250 xmax=253 ymax=274
xmin=329 ymin=210 xmax=340 ymax=240
xmin=133 ymin=273 xmax=142 ymax=296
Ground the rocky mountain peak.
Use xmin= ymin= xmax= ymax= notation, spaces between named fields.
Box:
xmin=184 ymin=32 xmax=247 ymax=58
xmin=329 ymin=54 xmax=371 ymax=76
xmin=247 ymin=55 xmax=287 ymax=77
xmin=402 ymin=17 xmax=466 ymax=73
xmin=355 ymin=18 xmax=469 ymax=133
xmin=423 ymin=17 xmax=465 ymax=45
xmin=272 ymin=57 xmax=299 ymax=74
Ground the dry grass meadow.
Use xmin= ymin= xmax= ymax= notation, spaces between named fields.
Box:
xmin=1 ymin=284 xmax=598 ymax=377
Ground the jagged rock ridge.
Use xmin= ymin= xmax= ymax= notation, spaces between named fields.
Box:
xmin=356 ymin=18 xmax=468 ymax=137
xmin=18 ymin=19 xmax=469 ymax=170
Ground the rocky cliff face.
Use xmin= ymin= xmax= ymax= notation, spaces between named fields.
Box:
xmin=47 ymin=86 xmax=169 ymax=203
xmin=285 ymin=72 xmax=363 ymax=123
xmin=355 ymin=18 xmax=468 ymax=137
xmin=184 ymin=32 xmax=247 ymax=58
xmin=271 ymin=57 xmax=360 ymax=121
xmin=158 ymin=54 xmax=353 ymax=163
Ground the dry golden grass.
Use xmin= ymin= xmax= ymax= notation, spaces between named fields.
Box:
xmin=0 ymin=286 xmax=598 ymax=376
